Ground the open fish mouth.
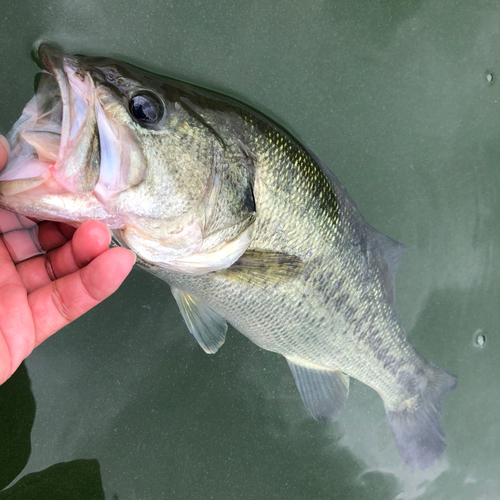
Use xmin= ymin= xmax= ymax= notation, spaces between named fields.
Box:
xmin=0 ymin=45 xmax=142 ymax=226
xmin=0 ymin=45 xmax=99 ymax=197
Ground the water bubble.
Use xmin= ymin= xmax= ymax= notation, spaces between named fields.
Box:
xmin=473 ymin=330 xmax=486 ymax=348
xmin=486 ymin=72 xmax=494 ymax=84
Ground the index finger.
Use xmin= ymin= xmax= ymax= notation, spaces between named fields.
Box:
xmin=0 ymin=135 xmax=9 ymax=172
xmin=17 ymin=220 xmax=112 ymax=293
xmin=29 ymin=246 xmax=136 ymax=346
xmin=0 ymin=210 xmax=42 ymax=265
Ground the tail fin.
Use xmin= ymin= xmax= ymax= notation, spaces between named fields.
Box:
xmin=386 ymin=364 xmax=457 ymax=470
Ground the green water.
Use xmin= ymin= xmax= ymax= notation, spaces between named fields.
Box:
xmin=1 ymin=0 xmax=499 ymax=498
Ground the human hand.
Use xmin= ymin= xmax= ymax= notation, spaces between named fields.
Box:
xmin=0 ymin=135 xmax=136 ymax=385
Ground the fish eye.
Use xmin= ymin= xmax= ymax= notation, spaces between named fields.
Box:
xmin=129 ymin=93 xmax=163 ymax=126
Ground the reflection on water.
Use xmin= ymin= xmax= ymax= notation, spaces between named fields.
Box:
xmin=0 ymin=364 xmax=34 ymax=490
xmin=0 ymin=457 xmax=106 ymax=499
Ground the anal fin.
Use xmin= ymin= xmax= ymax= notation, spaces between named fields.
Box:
xmin=286 ymin=357 xmax=350 ymax=422
xmin=171 ymin=287 xmax=227 ymax=354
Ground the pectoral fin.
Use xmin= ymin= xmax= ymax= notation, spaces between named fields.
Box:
xmin=286 ymin=358 xmax=350 ymax=422
xmin=171 ymin=287 xmax=227 ymax=354
xmin=219 ymin=250 xmax=303 ymax=286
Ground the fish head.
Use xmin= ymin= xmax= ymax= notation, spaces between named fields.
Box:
xmin=0 ymin=45 xmax=256 ymax=274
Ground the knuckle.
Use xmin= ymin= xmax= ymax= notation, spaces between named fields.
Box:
xmin=45 ymin=255 xmax=57 ymax=281
xmin=50 ymin=281 xmax=73 ymax=323
xmin=80 ymin=271 xmax=100 ymax=302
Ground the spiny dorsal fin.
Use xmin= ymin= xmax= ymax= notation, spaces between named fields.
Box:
xmin=219 ymin=250 xmax=304 ymax=286
xmin=306 ymin=145 xmax=407 ymax=279
xmin=286 ymin=357 xmax=350 ymax=422
xmin=171 ymin=287 xmax=227 ymax=354
xmin=371 ymin=228 xmax=406 ymax=279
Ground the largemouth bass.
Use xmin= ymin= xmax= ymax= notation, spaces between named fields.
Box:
xmin=0 ymin=45 xmax=456 ymax=470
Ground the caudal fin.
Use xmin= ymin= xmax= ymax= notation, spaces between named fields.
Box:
xmin=386 ymin=364 xmax=457 ymax=470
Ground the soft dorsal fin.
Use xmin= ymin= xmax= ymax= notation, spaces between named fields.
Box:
xmin=371 ymin=228 xmax=406 ymax=279
xmin=286 ymin=357 xmax=350 ymax=422
xmin=171 ymin=287 xmax=227 ymax=354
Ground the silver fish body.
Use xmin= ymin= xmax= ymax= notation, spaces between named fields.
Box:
xmin=0 ymin=46 xmax=456 ymax=470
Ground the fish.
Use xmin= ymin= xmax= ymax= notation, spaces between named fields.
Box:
xmin=0 ymin=45 xmax=456 ymax=470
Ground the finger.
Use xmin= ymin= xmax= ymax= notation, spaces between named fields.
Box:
xmin=0 ymin=213 xmax=25 ymax=289
xmin=37 ymin=221 xmax=78 ymax=250
xmin=1 ymin=213 xmax=77 ymax=254
xmin=17 ymin=220 xmax=113 ymax=293
xmin=0 ymin=135 xmax=9 ymax=172
xmin=1 ymin=226 xmax=43 ymax=263
xmin=0 ymin=210 xmax=44 ymax=264
xmin=37 ymin=221 xmax=71 ymax=251
xmin=29 ymin=247 xmax=136 ymax=346
xmin=0 ymin=209 xmax=37 ymax=233
xmin=58 ymin=223 xmax=77 ymax=240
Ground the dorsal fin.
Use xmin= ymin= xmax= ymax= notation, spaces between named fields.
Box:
xmin=305 ymin=145 xmax=407 ymax=280
xmin=370 ymin=228 xmax=406 ymax=279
